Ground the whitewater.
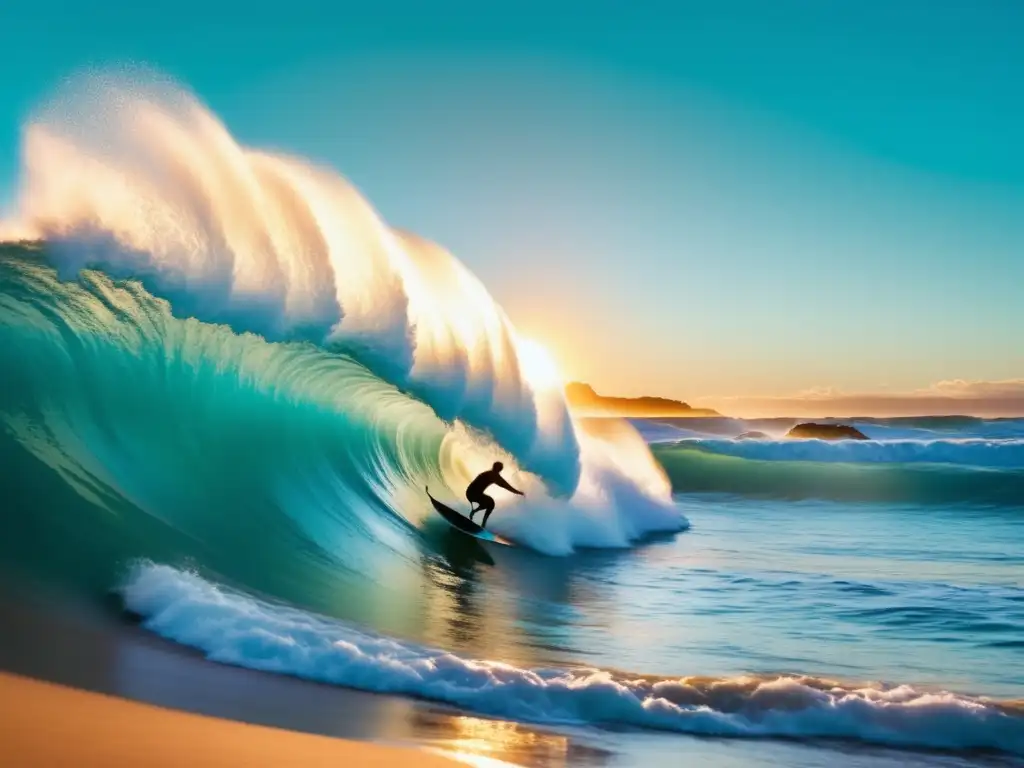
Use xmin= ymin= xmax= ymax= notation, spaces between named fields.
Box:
xmin=119 ymin=561 xmax=1023 ymax=755
xmin=1 ymin=69 xmax=1022 ymax=765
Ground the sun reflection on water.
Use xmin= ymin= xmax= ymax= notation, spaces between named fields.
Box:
xmin=414 ymin=711 xmax=611 ymax=768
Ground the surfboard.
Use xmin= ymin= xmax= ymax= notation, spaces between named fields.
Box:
xmin=425 ymin=487 xmax=514 ymax=546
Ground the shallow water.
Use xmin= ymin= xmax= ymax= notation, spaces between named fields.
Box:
xmin=105 ymin=493 xmax=1023 ymax=759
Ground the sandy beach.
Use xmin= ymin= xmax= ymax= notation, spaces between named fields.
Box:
xmin=0 ymin=671 xmax=469 ymax=768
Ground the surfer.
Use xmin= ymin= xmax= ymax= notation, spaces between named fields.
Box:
xmin=466 ymin=462 xmax=524 ymax=528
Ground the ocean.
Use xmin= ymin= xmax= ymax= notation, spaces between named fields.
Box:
xmin=1 ymin=73 xmax=1022 ymax=767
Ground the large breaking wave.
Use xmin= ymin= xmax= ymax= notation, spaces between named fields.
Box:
xmin=0 ymin=69 xmax=684 ymax=563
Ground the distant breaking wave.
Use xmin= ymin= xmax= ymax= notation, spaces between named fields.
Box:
xmin=663 ymin=437 xmax=1024 ymax=469
xmin=628 ymin=416 xmax=1024 ymax=506
xmin=632 ymin=416 xmax=1024 ymax=445
xmin=121 ymin=562 xmax=1024 ymax=757
xmin=654 ymin=445 xmax=1024 ymax=506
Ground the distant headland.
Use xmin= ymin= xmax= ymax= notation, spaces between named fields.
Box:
xmin=564 ymin=382 xmax=721 ymax=418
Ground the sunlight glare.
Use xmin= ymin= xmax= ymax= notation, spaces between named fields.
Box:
xmin=515 ymin=336 xmax=562 ymax=392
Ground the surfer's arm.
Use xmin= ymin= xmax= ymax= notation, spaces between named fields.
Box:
xmin=494 ymin=475 xmax=524 ymax=495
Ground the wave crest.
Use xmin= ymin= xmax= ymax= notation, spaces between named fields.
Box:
xmin=7 ymin=67 xmax=583 ymax=493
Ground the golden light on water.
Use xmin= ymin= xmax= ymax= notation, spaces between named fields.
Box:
xmin=414 ymin=707 xmax=614 ymax=767
xmin=431 ymin=715 xmax=570 ymax=766
xmin=438 ymin=751 xmax=521 ymax=768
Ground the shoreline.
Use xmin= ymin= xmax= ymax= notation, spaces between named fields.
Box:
xmin=1 ymin=578 xmax=1017 ymax=768
xmin=0 ymin=580 xmax=613 ymax=767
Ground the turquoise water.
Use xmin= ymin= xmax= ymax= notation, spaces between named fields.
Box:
xmin=571 ymin=494 xmax=1023 ymax=698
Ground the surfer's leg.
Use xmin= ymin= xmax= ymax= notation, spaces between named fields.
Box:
xmin=479 ymin=495 xmax=495 ymax=528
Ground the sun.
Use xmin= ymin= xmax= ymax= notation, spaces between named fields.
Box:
xmin=515 ymin=336 xmax=562 ymax=392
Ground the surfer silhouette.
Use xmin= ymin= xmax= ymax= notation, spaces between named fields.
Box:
xmin=466 ymin=462 xmax=524 ymax=528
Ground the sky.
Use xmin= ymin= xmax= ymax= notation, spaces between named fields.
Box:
xmin=0 ymin=0 xmax=1022 ymax=415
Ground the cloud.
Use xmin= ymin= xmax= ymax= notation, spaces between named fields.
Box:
xmin=927 ymin=379 xmax=1024 ymax=399
xmin=696 ymin=379 xmax=1024 ymax=418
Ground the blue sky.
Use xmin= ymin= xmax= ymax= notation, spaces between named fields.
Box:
xmin=1 ymin=0 xmax=1022 ymax=406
